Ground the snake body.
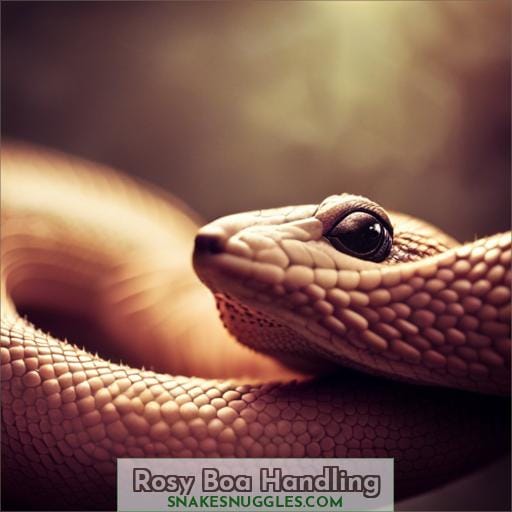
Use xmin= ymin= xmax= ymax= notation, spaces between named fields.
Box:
xmin=1 ymin=143 xmax=510 ymax=510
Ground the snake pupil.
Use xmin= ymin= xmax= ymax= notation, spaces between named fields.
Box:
xmin=326 ymin=211 xmax=392 ymax=262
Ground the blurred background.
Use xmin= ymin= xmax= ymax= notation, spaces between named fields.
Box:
xmin=2 ymin=1 xmax=510 ymax=240
xmin=2 ymin=1 xmax=510 ymax=511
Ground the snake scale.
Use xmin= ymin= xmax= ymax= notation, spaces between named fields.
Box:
xmin=1 ymin=142 xmax=510 ymax=510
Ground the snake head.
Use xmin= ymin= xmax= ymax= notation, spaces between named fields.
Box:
xmin=193 ymin=194 xmax=510 ymax=393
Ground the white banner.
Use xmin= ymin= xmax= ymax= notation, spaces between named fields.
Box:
xmin=117 ymin=458 xmax=394 ymax=511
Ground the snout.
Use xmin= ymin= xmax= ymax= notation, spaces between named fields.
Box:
xmin=194 ymin=225 xmax=227 ymax=255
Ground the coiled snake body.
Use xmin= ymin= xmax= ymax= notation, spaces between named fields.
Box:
xmin=1 ymin=143 xmax=510 ymax=510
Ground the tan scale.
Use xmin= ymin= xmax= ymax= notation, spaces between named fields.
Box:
xmin=1 ymin=142 xmax=510 ymax=509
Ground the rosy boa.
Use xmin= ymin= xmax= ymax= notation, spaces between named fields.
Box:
xmin=1 ymin=143 xmax=510 ymax=510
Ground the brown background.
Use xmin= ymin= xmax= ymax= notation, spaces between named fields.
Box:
xmin=2 ymin=1 xmax=510 ymax=511
xmin=2 ymin=1 xmax=510 ymax=240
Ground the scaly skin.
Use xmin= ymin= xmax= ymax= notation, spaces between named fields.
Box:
xmin=193 ymin=197 xmax=511 ymax=394
xmin=1 ymin=143 xmax=510 ymax=510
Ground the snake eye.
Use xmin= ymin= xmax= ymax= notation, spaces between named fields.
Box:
xmin=326 ymin=211 xmax=392 ymax=262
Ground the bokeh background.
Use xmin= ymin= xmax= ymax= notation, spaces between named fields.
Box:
xmin=2 ymin=1 xmax=510 ymax=511
xmin=2 ymin=1 xmax=510 ymax=240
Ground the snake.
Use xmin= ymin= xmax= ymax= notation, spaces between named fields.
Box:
xmin=1 ymin=142 xmax=510 ymax=510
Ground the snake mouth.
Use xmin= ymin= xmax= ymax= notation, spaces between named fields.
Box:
xmin=193 ymin=226 xmax=252 ymax=291
xmin=193 ymin=232 xmax=377 ymax=376
xmin=193 ymin=219 xmax=512 ymax=395
xmin=193 ymin=231 xmax=336 ymax=372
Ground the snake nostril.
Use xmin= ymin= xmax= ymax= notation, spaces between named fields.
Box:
xmin=194 ymin=230 xmax=226 ymax=254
